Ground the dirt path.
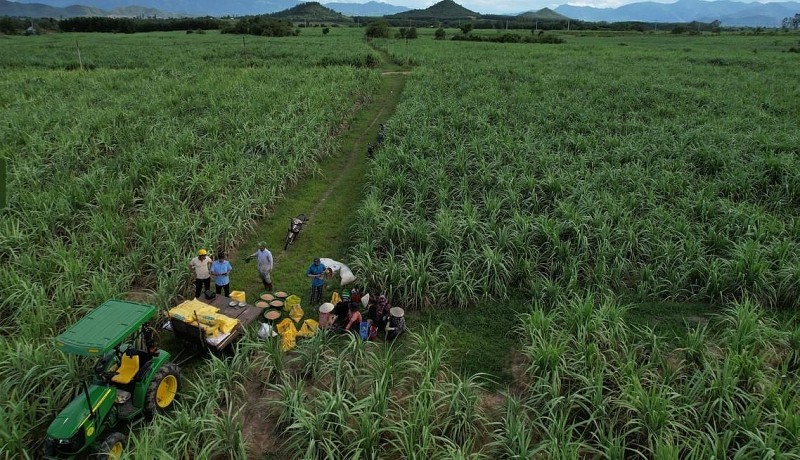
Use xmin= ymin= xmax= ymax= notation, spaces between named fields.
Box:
xmin=305 ymin=102 xmax=390 ymax=224
xmin=227 ymin=54 xmax=409 ymax=458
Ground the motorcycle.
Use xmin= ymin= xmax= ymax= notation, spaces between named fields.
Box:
xmin=284 ymin=214 xmax=309 ymax=250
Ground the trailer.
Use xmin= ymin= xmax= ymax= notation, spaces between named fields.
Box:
xmin=168 ymin=294 xmax=263 ymax=355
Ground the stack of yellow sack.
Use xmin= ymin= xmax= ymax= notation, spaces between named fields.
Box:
xmin=169 ymin=300 xmax=240 ymax=338
xmin=169 ymin=299 xmax=215 ymax=322
xmin=275 ymin=317 xmax=319 ymax=350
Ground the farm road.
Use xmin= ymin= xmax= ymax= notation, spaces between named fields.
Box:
xmin=227 ymin=53 xmax=408 ymax=457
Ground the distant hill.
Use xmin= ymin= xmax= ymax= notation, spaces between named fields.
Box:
xmin=554 ymin=0 xmax=800 ymax=27
xmin=0 ymin=0 xmax=170 ymax=18
xmin=323 ymin=1 xmax=408 ymax=16
xmin=271 ymin=1 xmax=352 ymax=22
xmin=519 ymin=7 xmax=569 ymax=20
xmin=9 ymin=0 xmax=302 ymax=17
xmin=389 ymin=0 xmax=478 ymax=19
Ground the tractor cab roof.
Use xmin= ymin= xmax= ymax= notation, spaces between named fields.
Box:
xmin=55 ymin=300 xmax=157 ymax=356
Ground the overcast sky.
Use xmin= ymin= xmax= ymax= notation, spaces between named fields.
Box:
xmin=378 ymin=0 xmax=751 ymax=14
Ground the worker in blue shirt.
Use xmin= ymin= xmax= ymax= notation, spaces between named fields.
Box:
xmin=306 ymin=257 xmax=326 ymax=306
xmin=211 ymin=251 xmax=233 ymax=297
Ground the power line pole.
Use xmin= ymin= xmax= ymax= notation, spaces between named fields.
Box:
xmin=75 ymin=40 xmax=83 ymax=70
xmin=0 ymin=157 xmax=5 ymax=210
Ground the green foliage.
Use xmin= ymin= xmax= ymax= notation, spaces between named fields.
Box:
xmin=0 ymin=16 xmax=27 ymax=35
xmin=459 ymin=23 xmax=473 ymax=35
xmin=398 ymin=27 xmax=418 ymax=39
xmin=352 ymin=32 xmax=800 ymax=311
xmin=451 ymin=32 xmax=565 ymax=44
xmin=365 ymin=20 xmax=389 ymax=39
xmin=58 ymin=17 xmax=221 ymax=33
xmin=60 ymin=17 xmax=136 ymax=33
xmin=221 ymin=16 xmax=297 ymax=37
xmin=434 ymin=27 xmax=446 ymax=40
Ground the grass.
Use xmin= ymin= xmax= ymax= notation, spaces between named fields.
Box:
xmin=408 ymin=296 xmax=528 ymax=387
xmin=626 ymin=302 xmax=719 ymax=337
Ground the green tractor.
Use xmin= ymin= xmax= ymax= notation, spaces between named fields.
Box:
xmin=44 ymin=300 xmax=181 ymax=459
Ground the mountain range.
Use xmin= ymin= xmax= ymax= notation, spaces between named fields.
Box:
xmin=4 ymin=0 xmax=799 ymax=26
xmin=0 ymin=0 xmax=167 ymax=17
xmin=554 ymin=0 xmax=800 ymax=26
xmin=324 ymin=1 xmax=408 ymax=16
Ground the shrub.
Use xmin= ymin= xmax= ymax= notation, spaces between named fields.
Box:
xmin=220 ymin=17 xmax=296 ymax=37
xmin=365 ymin=20 xmax=389 ymax=39
xmin=434 ymin=28 xmax=446 ymax=40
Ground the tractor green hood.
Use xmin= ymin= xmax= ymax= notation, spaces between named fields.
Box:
xmin=55 ymin=300 xmax=156 ymax=356
xmin=47 ymin=384 xmax=116 ymax=440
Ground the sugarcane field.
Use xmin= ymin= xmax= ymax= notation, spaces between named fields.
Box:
xmin=2 ymin=10 xmax=800 ymax=460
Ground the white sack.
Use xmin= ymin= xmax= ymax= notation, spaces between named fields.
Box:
xmin=258 ymin=323 xmax=277 ymax=340
xmin=319 ymin=257 xmax=356 ymax=285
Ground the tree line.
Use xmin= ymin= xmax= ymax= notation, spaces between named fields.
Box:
xmin=783 ymin=13 xmax=800 ymax=29
xmin=0 ymin=15 xmax=301 ymax=37
xmin=59 ymin=17 xmax=221 ymax=33
xmin=0 ymin=16 xmax=221 ymax=34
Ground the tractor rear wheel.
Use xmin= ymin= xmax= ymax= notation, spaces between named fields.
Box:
xmin=145 ymin=363 xmax=181 ymax=419
xmin=97 ymin=432 xmax=126 ymax=460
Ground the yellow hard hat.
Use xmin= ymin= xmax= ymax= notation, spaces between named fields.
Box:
xmin=198 ymin=249 xmax=208 ymax=256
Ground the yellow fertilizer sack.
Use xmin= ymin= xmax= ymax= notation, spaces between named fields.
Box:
xmin=276 ymin=318 xmax=295 ymax=335
xmin=276 ymin=318 xmax=298 ymax=351
xmin=215 ymin=315 xmax=240 ymax=334
xmin=284 ymin=295 xmax=301 ymax=311
xmin=289 ymin=304 xmax=304 ymax=323
xmin=204 ymin=325 xmax=220 ymax=338
xmin=297 ymin=319 xmax=319 ymax=338
xmin=169 ymin=300 xmax=218 ymax=322
xmin=281 ymin=327 xmax=297 ymax=352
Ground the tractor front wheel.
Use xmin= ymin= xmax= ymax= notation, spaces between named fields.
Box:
xmin=145 ymin=363 xmax=181 ymax=419
xmin=43 ymin=438 xmax=56 ymax=458
xmin=97 ymin=432 xmax=126 ymax=460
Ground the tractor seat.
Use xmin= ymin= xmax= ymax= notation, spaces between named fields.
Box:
xmin=111 ymin=354 xmax=140 ymax=384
